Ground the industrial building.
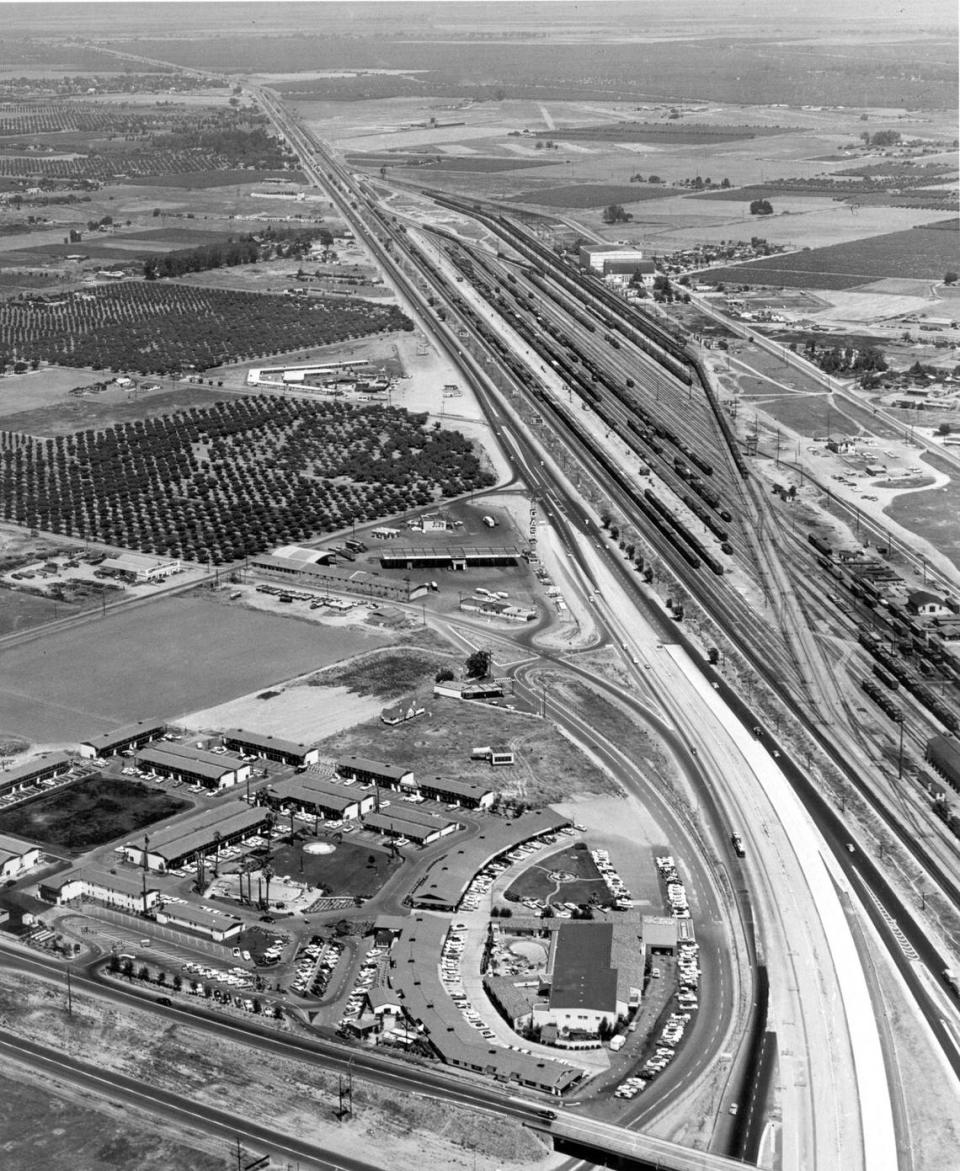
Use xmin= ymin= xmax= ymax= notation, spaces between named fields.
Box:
xmin=79 ymin=720 xmax=166 ymax=760
xmin=42 ymin=865 xmax=160 ymax=914
xmin=363 ymin=805 xmax=460 ymax=845
xmin=269 ymin=773 xmax=375 ymax=821
xmin=0 ymin=752 xmax=72 ymax=799
xmin=532 ymin=922 xmax=628 ymax=1036
xmin=579 ymin=244 xmax=645 ymax=274
xmin=433 ymin=679 xmax=504 ymax=700
xmin=123 ymin=805 xmax=271 ymax=872
xmin=221 ymin=729 xmax=320 ymax=767
xmin=926 ymin=734 xmax=960 ymax=792
xmin=378 ymin=545 xmax=519 ymax=571
xmin=414 ymin=776 xmax=495 ymax=810
xmin=135 ymin=743 xmax=250 ymax=791
xmin=98 ymin=552 xmax=180 ymax=582
xmin=0 ymin=833 xmax=40 ymax=879
xmin=250 ymin=552 xmax=425 ymax=601
xmin=337 ymin=756 xmax=414 ymax=789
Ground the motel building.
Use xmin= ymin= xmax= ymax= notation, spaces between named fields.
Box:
xmin=0 ymin=752 xmax=72 ymax=799
xmin=0 ymin=833 xmax=41 ymax=880
xmin=531 ymin=923 xmax=628 ymax=1039
xmin=269 ymin=774 xmax=375 ymax=821
xmin=221 ymin=729 xmax=321 ymax=768
xmin=135 ymin=744 xmax=251 ymax=792
xmin=336 ymin=756 xmax=414 ymax=790
xmin=42 ymin=866 xmax=160 ymax=914
xmin=78 ymin=720 xmax=167 ymax=760
xmin=154 ymin=902 xmax=243 ymax=943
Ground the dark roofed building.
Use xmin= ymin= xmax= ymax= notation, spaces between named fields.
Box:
xmin=533 ymin=922 xmax=624 ymax=1035
xmin=79 ymin=720 xmax=166 ymax=760
xmin=337 ymin=756 xmax=414 ymax=789
xmin=926 ymin=734 xmax=960 ymax=792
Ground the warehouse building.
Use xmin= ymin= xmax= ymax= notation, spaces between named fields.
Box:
xmin=532 ymin=922 xmax=626 ymax=1036
xmin=42 ymin=865 xmax=160 ymax=914
xmin=99 ymin=552 xmax=180 ymax=582
xmin=154 ymin=902 xmax=243 ymax=943
xmin=123 ymin=805 xmax=271 ymax=872
xmin=337 ymin=756 xmax=414 ymax=790
xmin=433 ymin=678 xmax=504 ymax=700
xmin=415 ymin=776 xmax=495 ymax=810
xmin=79 ymin=720 xmax=166 ymax=760
xmin=269 ymin=774 xmax=375 ymax=821
xmin=0 ymin=752 xmax=72 ymax=799
xmin=579 ymin=244 xmax=645 ymax=274
xmin=250 ymin=553 xmax=424 ymax=601
xmin=136 ymin=744 xmax=250 ymax=791
xmin=0 ymin=833 xmax=41 ymax=879
xmin=221 ymin=729 xmax=320 ymax=767
xmin=363 ymin=806 xmax=459 ymax=845
xmin=926 ymin=734 xmax=960 ymax=792
xmin=378 ymin=545 xmax=519 ymax=571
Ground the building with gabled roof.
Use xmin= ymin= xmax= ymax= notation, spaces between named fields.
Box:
xmin=0 ymin=752 xmax=72 ymax=798
xmin=221 ymin=729 xmax=320 ymax=766
xmin=79 ymin=720 xmax=166 ymax=760
xmin=337 ymin=756 xmax=414 ymax=789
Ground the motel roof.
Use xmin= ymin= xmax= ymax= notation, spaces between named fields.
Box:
xmin=421 ymin=777 xmax=493 ymax=801
xmin=222 ymin=729 xmax=317 ymax=756
xmin=158 ymin=903 xmax=242 ymax=931
xmin=0 ymin=832 xmax=37 ymax=857
xmin=372 ymin=804 xmax=453 ymax=830
xmin=81 ymin=720 xmax=165 ymax=751
xmin=273 ymin=779 xmax=356 ymax=814
xmin=337 ymin=756 xmax=413 ymax=782
xmin=149 ymin=742 xmax=245 ymax=771
xmin=363 ymin=812 xmax=450 ymax=840
xmin=52 ymin=865 xmax=155 ymax=900
xmin=130 ymin=804 xmax=268 ymax=861
xmin=137 ymin=747 xmax=235 ymax=783
xmin=0 ymin=752 xmax=72 ymax=786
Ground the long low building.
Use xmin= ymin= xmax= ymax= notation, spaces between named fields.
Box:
xmin=250 ymin=553 xmax=425 ymax=601
xmin=0 ymin=833 xmax=41 ymax=879
xmin=154 ymin=902 xmax=243 ymax=942
xmin=337 ymin=756 xmax=414 ymax=789
xmin=415 ymin=776 xmax=494 ymax=810
xmin=79 ymin=720 xmax=166 ymax=760
xmin=221 ymin=729 xmax=320 ymax=767
xmin=136 ymin=744 xmax=250 ymax=791
xmin=378 ymin=545 xmax=519 ymax=570
xmin=0 ymin=752 xmax=72 ymax=799
xmin=926 ymin=734 xmax=960 ymax=792
xmin=269 ymin=774 xmax=376 ymax=821
xmin=42 ymin=865 xmax=160 ymax=914
xmin=123 ymin=804 xmax=271 ymax=872
xmin=99 ymin=552 xmax=180 ymax=582
xmin=364 ymin=806 xmax=459 ymax=845
xmin=410 ymin=809 xmax=572 ymax=911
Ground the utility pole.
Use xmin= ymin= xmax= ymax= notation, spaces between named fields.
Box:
xmin=897 ymin=719 xmax=905 ymax=779
xmin=66 ymin=967 xmax=72 ymax=1016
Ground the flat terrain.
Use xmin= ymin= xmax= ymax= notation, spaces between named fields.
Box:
xmin=0 ymin=596 xmax=384 ymax=743
xmin=505 ymin=842 xmax=611 ymax=908
xmin=0 ymin=775 xmax=188 ymax=853
xmin=270 ymin=838 xmax=400 ymax=898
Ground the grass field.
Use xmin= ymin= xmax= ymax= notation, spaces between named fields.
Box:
xmin=122 ymin=169 xmax=307 ymax=188
xmin=269 ymin=838 xmax=399 ymax=898
xmin=698 ymin=225 xmax=958 ymax=288
xmin=308 ymin=647 xmax=454 ymax=702
xmin=0 ymin=585 xmax=94 ymax=637
xmin=0 ymin=775 xmax=188 ymax=853
xmin=0 ymin=595 xmax=380 ymax=742
xmin=504 ymin=842 xmax=611 ymax=908
xmin=506 ymin=183 xmax=672 ymax=209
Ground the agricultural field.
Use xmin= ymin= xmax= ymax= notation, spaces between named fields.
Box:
xmin=0 ymin=775 xmax=188 ymax=853
xmin=0 ymin=283 xmax=411 ymax=375
xmin=0 ymin=396 xmax=493 ymax=561
xmin=269 ymin=838 xmax=400 ymax=899
xmin=347 ymin=153 xmax=557 ymax=174
xmin=698 ymin=224 xmax=959 ymax=290
xmin=0 ymin=594 xmax=379 ymax=743
xmin=506 ymin=184 xmax=673 ymax=210
xmin=532 ymin=123 xmax=798 ymax=144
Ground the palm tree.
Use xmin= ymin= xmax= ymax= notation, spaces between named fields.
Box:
xmin=212 ymin=830 xmax=222 ymax=877
xmin=262 ymin=863 xmax=274 ymax=912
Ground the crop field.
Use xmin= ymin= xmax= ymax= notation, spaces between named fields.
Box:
xmin=123 ymin=168 xmax=307 ymax=188
xmin=506 ymin=183 xmax=672 ymax=209
xmin=534 ymin=123 xmax=797 ymax=144
xmin=0 ymin=283 xmax=411 ymax=375
xmin=0 ymin=775 xmax=188 ymax=853
xmin=0 ymin=396 xmax=492 ymax=561
xmin=349 ymin=153 xmax=556 ymax=173
xmin=0 ymin=595 xmax=381 ymax=742
xmin=699 ymin=224 xmax=959 ymax=289
xmin=269 ymin=838 xmax=399 ymax=898
xmin=504 ymin=843 xmax=611 ymax=909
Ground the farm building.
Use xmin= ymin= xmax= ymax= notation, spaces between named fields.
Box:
xmin=907 ymin=590 xmax=953 ymax=618
xmin=579 ymin=244 xmax=645 ymax=273
xmin=472 ymin=746 xmax=515 ymax=766
xmin=379 ymin=545 xmax=519 ymax=571
xmin=532 ymin=923 xmax=627 ymax=1037
xmin=123 ymin=805 xmax=271 ymax=872
xmin=0 ymin=833 xmax=41 ymax=879
xmin=79 ymin=719 xmax=166 ymax=760
xmin=415 ymin=777 xmax=494 ymax=810
xmin=0 ymin=752 xmax=72 ymax=799
xmin=221 ymin=729 xmax=320 ymax=767
xmin=337 ymin=756 xmax=414 ymax=790
xmin=42 ymin=865 xmax=160 ymax=914
xmin=98 ymin=552 xmax=180 ymax=582
xmin=136 ymin=743 xmax=251 ymax=791
xmin=363 ymin=806 xmax=459 ymax=845
xmin=154 ymin=902 xmax=243 ymax=943
xmin=381 ymin=699 xmax=426 ymax=726
xmin=268 ymin=774 xmax=375 ymax=821
xmin=926 ymin=735 xmax=960 ymax=792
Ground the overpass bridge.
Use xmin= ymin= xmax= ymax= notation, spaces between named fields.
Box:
xmin=537 ymin=1113 xmax=750 ymax=1171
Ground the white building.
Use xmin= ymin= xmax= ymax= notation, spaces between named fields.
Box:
xmin=0 ymin=833 xmax=40 ymax=879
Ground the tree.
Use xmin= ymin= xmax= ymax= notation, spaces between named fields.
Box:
xmin=750 ymin=199 xmax=774 ymax=216
xmin=945 ymin=271 xmax=959 ymax=286
xmin=938 ymin=422 xmax=952 ymax=436
xmin=172 ymin=974 xmax=182 ymax=992
xmin=435 ymin=666 xmax=455 ymax=683
xmin=465 ymin=648 xmax=492 ymax=678
xmin=137 ymin=965 xmax=150 ymax=982
xmin=601 ymin=204 xmax=631 ymax=225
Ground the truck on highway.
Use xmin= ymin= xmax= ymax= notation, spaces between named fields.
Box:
xmin=945 ymin=968 xmax=960 ymax=997
xmin=730 ymin=831 xmax=746 ymax=857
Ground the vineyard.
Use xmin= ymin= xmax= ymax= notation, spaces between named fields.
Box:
xmin=0 ymin=150 xmax=250 ymax=181
xmin=0 ymin=397 xmax=495 ymax=564
xmin=0 ymin=284 xmax=412 ymax=374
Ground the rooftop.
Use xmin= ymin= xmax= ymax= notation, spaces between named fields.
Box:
xmin=337 ymin=756 xmax=412 ymax=781
xmin=548 ymin=922 xmax=618 ymax=1013
xmin=81 ymin=720 xmax=165 ymax=750
xmin=223 ymin=728 xmax=316 ymax=755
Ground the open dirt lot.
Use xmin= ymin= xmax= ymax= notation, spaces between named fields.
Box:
xmin=0 ymin=595 xmax=387 ymax=744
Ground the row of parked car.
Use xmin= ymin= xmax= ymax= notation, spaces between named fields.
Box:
xmin=656 ymin=854 xmax=690 ymax=919
xmin=461 ymin=828 xmax=580 ymax=911
xmin=291 ymin=936 xmax=343 ymax=997
xmin=339 ymin=944 xmax=390 ymax=1022
xmin=592 ymin=848 xmax=633 ymax=910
